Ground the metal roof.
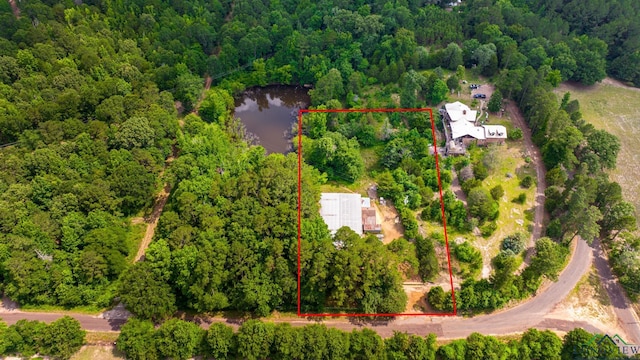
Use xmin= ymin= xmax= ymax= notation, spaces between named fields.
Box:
xmin=319 ymin=193 xmax=363 ymax=235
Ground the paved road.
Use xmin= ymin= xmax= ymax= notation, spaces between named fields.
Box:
xmin=0 ymin=238 xmax=595 ymax=339
xmin=593 ymin=238 xmax=640 ymax=344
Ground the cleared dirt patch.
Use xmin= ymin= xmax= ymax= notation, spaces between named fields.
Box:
xmin=403 ymin=283 xmax=431 ymax=313
xmin=377 ymin=202 xmax=404 ymax=244
xmin=546 ymin=266 xmax=629 ymax=339
xmin=134 ymin=182 xmax=172 ymax=261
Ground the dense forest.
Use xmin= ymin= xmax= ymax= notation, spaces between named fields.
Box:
xmin=0 ymin=0 xmax=638 ymax=325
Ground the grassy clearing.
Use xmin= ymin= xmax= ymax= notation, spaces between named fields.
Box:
xmin=86 ymin=332 xmax=120 ymax=344
xmin=71 ymin=346 xmax=125 ymax=360
xmin=20 ymin=304 xmax=104 ymax=315
xmin=480 ymin=141 xmax=536 ymax=254
xmin=555 ymin=81 xmax=640 ymax=217
xmin=436 ymin=333 xmax=521 ymax=346
xmin=582 ymin=267 xmax=611 ymax=306
xmin=126 ymin=223 xmax=146 ymax=263
xmin=361 ymin=145 xmax=384 ymax=172
xmin=463 ymin=115 xmax=536 ymax=278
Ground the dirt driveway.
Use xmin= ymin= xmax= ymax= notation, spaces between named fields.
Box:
xmin=376 ymin=202 xmax=404 ymax=244
xmin=470 ymin=82 xmax=495 ymax=115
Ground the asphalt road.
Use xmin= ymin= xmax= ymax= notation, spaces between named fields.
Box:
xmin=593 ymin=238 xmax=640 ymax=344
xmin=0 ymin=238 xmax=595 ymax=339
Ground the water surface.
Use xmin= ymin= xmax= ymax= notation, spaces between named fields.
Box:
xmin=233 ymin=85 xmax=310 ymax=153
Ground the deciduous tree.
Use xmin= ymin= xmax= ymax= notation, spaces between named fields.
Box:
xmin=119 ymin=263 xmax=177 ymax=322
xmin=155 ymin=319 xmax=204 ymax=360
xmin=117 ymin=318 xmax=159 ymax=360
xmin=236 ymin=320 xmax=275 ymax=360
xmin=487 ymin=89 xmax=502 ymax=113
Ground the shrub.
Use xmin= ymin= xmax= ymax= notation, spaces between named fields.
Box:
xmin=490 ymin=185 xmax=504 ymax=200
xmin=458 ymin=165 xmax=474 ymax=182
xmin=399 ymin=207 xmax=419 ymax=240
xmin=481 ymin=221 xmax=497 ymax=237
xmin=454 ymin=242 xmax=481 ymax=263
xmin=513 ymin=193 xmax=527 ymax=204
xmin=502 ymin=232 xmax=527 ymax=253
xmin=454 ymin=242 xmax=483 ymax=278
xmin=472 ymin=162 xmax=488 ymax=181
xmin=468 ymin=188 xmax=499 ymax=221
xmin=545 ymin=219 xmax=562 ymax=240
xmin=415 ymin=235 xmax=439 ymax=282
xmin=461 ymin=178 xmax=482 ymax=195
xmin=427 ymin=286 xmax=450 ymax=311
xmin=509 ymin=127 xmax=523 ymax=140
xmin=545 ymin=167 xmax=567 ymax=187
xmin=520 ymin=175 xmax=534 ymax=188
xmin=467 ymin=217 xmax=479 ymax=232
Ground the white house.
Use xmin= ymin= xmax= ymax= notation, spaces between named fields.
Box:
xmin=440 ymin=101 xmax=507 ymax=155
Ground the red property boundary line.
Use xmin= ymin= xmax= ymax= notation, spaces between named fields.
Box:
xmin=297 ymin=107 xmax=457 ymax=317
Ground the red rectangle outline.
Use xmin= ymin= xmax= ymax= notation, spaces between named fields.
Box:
xmin=297 ymin=107 xmax=457 ymax=317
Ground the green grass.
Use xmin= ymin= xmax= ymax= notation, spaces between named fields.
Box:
xmin=126 ymin=223 xmax=146 ymax=263
xmin=361 ymin=145 xmax=385 ymax=172
xmin=436 ymin=333 xmax=521 ymax=346
xmin=471 ymin=138 xmax=536 ymax=271
xmin=555 ymin=81 xmax=640 ymax=217
xmin=71 ymin=345 xmax=125 ymax=360
xmin=86 ymin=332 xmax=120 ymax=344
xmin=568 ymin=266 xmax=612 ymax=309
xmin=20 ymin=304 xmax=105 ymax=315
xmin=587 ymin=267 xmax=612 ymax=306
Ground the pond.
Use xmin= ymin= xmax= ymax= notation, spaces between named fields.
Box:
xmin=233 ymin=85 xmax=310 ymax=154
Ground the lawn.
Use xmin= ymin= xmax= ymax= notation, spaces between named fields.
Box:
xmin=86 ymin=331 xmax=120 ymax=344
xmin=474 ymin=143 xmax=536 ymax=276
xmin=71 ymin=346 xmax=124 ymax=360
xmin=126 ymin=223 xmax=146 ymax=263
xmin=20 ymin=304 xmax=105 ymax=315
xmin=555 ymin=80 xmax=640 ymax=217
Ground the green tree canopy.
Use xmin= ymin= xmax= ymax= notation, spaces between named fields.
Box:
xmin=467 ymin=188 xmax=499 ymax=222
xmin=119 ymin=262 xmax=177 ymax=322
xmin=117 ymin=318 xmax=159 ymax=360
xmin=155 ymin=319 xmax=204 ymax=360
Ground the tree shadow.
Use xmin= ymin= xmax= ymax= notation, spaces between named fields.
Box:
xmin=524 ymin=207 xmax=535 ymax=221
xmin=107 ymin=318 xmax=127 ymax=331
xmin=346 ymin=315 xmax=394 ymax=327
xmin=111 ymin=346 xmax=127 ymax=359
xmin=514 ymin=163 xmax=535 ymax=182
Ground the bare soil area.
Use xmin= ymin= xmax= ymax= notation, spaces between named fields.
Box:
xmin=403 ymin=283 xmax=432 ymax=313
xmin=546 ymin=266 xmax=630 ymax=340
xmin=376 ymin=202 xmax=404 ymax=244
xmin=134 ymin=182 xmax=172 ymax=261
